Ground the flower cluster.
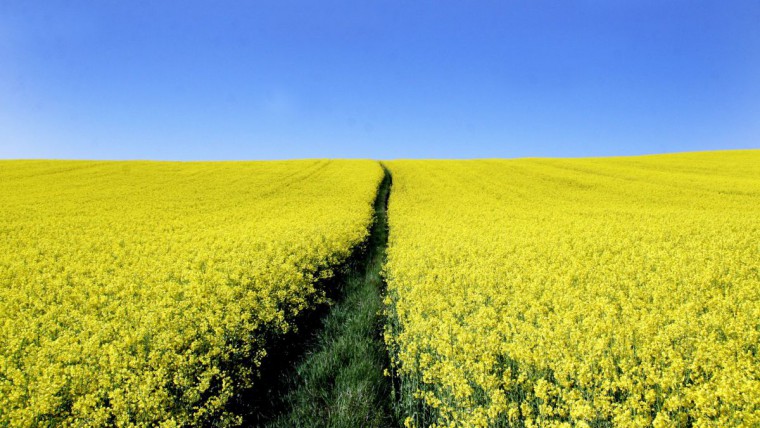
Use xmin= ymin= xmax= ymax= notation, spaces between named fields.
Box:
xmin=0 ymin=159 xmax=383 ymax=426
xmin=384 ymin=151 xmax=760 ymax=427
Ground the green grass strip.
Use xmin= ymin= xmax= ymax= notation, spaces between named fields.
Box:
xmin=259 ymin=167 xmax=395 ymax=428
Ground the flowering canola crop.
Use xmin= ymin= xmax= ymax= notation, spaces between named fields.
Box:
xmin=383 ymin=151 xmax=760 ymax=427
xmin=0 ymin=159 xmax=382 ymax=426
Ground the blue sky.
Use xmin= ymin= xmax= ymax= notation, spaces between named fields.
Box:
xmin=1 ymin=1 xmax=758 ymax=160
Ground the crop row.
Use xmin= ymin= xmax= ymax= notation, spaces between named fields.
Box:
xmin=0 ymin=160 xmax=383 ymax=426
xmin=383 ymin=151 xmax=760 ymax=427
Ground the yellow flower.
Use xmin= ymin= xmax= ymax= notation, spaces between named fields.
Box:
xmin=383 ymin=151 xmax=760 ymax=427
xmin=0 ymin=159 xmax=383 ymax=426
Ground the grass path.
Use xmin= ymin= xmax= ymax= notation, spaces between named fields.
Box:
xmin=250 ymin=167 xmax=396 ymax=427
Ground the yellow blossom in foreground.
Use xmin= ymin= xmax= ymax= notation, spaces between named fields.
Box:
xmin=384 ymin=151 xmax=760 ymax=427
xmin=0 ymin=159 xmax=382 ymax=426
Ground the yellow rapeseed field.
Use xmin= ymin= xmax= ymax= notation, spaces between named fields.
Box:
xmin=383 ymin=151 xmax=760 ymax=427
xmin=0 ymin=159 xmax=383 ymax=426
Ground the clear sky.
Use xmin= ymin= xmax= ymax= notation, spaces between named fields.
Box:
xmin=1 ymin=1 xmax=758 ymax=160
